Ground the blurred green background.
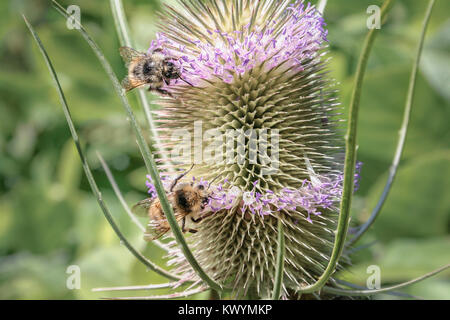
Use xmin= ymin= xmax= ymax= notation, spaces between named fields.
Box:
xmin=0 ymin=0 xmax=448 ymax=299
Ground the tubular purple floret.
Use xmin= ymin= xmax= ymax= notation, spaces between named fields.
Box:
xmin=144 ymin=161 xmax=362 ymax=223
xmin=148 ymin=0 xmax=328 ymax=86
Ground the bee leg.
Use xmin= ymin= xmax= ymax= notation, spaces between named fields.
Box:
xmin=181 ymin=217 xmax=198 ymax=234
xmin=170 ymin=164 xmax=195 ymax=192
xmin=181 ymin=216 xmax=186 ymax=233
xmin=192 ymin=211 xmax=214 ymax=223
xmin=191 ymin=217 xmax=202 ymax=223
xmin=151 ymin=87 xmax=175 ymax=98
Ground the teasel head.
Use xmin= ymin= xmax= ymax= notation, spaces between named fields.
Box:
xmin=150 ymin=0 xmax=352 ymax=299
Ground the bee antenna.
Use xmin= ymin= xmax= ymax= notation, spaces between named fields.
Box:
xmin=207 ymin=175 xmax=221 ymax=191
xmin=180 ymin=76 xmax=194 ymax=87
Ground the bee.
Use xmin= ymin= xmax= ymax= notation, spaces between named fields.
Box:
xmin=119 ymin=46 xmax=193 ymax=97
xmin=132 ymin=165 xmax=216 ymax=241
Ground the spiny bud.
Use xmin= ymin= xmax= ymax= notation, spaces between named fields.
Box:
xmin=149 ymin=0 xmax=354 ymax=299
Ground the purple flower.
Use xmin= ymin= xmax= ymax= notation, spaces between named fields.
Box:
xmin=148 ymin=0 xmax=327 ymax=86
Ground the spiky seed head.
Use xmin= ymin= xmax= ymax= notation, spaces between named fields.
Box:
xmin=148 ymin=0 xmax=353 ymax=299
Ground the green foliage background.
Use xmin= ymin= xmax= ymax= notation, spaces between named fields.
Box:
xmin=0 ymin=0 xmax=448 ymax=299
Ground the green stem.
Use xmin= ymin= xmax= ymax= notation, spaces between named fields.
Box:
xmin=23 ymin=15 xmax=179 ymax=282
xmin=52 ymin=0 xmax=223 ymax=293
xmin=347 ymin=0 xmax=436 ymax=247
xmin=109 ymin=0 xmax=172 ymax=167
xmin=324 ymin=264 xmax=450 ymax=296
xmin=271 ymin=219 xmax=285 ymax=300
xmin=335 ymin=279 xmax=423 ymax=299
xmin=96 ymin=151 xmax=171 ymax=253
xmin=295 ymin=0 xmax=395 ymax=294
xmin=97 ymin=152 xmax=145 ymax=233
xmin=209 ymin=289 xmax=221 ymax=300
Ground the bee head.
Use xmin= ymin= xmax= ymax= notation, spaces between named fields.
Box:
xmin=194 ymin=184 xmax=211 ymax=209
xmin=194 ymin=183 xmax=207 ymax=195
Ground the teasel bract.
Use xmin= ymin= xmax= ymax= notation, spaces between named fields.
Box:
xmin=150 ymin=0 xmax=354 ymax=299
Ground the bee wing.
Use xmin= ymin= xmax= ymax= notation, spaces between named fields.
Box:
xmin=121 ymin=76 xmax=148 ymax=92
xmin=119 ymin=46 xmax=146 ymax=67
xmin=144 ymin=220 xmax=170 ymax=241
xmin=144 ymin=208 xmax=188 ymax=241
xmin=131 ymin=198 xmax=154 ymax=217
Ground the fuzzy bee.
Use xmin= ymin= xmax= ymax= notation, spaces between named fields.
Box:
xmin=132 ymin=166 xmax=216 ymax=241
xmin=119 ymin=46 xmax=193 ymax=97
